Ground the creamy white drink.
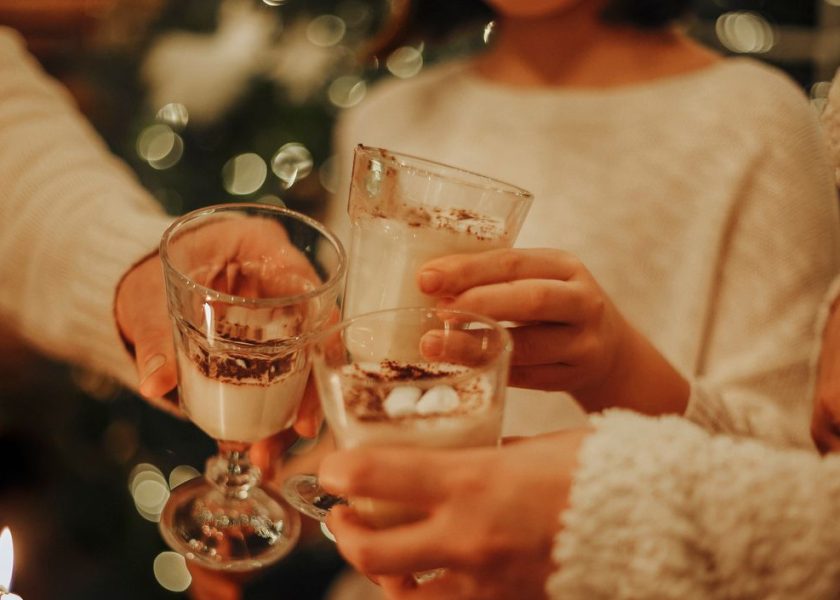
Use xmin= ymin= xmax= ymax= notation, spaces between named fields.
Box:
xmin=321 ymin=359 xmax=502 ymax=527
xmin=174 ymin=307 xmax=311 ymax=444
xmin=177 ymin=346 xmax=308 ymax=443
xmin=343 ymin=206 xmax=510 ymax=319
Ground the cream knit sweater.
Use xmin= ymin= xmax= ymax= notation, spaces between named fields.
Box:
xmin=0 ymin=28 xmax=172 ymax=387
xmin=329 ymin=56 xmax=840 ymax=446
xmin=549 ymin=407 xmax=840 ymax=599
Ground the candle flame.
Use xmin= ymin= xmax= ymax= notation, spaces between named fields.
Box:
xmin=0 ymin=527 xmax=13 ymax=590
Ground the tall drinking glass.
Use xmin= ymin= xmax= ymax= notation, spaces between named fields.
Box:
xmin=283 ymin=307 xmax=512 ymax=526
xmin=342 ymin=144 xmax=533 ymax=322
xmin=158 ymin=203 xmax=345 ymax=571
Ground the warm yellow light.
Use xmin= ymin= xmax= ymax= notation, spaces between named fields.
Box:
xmin=0 ymin=527 xmax=12 ymax=590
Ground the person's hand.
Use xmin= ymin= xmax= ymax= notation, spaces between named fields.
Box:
xmin=319 ymin=431 xmax=590 ymax=600
xmin=812 ymin=294 xmax=840 ymax=453
xmin=417 ymin=248 xmax=689 ymax=414
xmin=114 ymin=216 xmax=325 ymax=438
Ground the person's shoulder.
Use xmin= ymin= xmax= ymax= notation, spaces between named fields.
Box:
xmin=0 ymin=27 xmax=29 ymax=59
xmin=704 ymin=58 xmax=814 ymax=124
xmin=686 ymin=58 xmax=823 ymax=153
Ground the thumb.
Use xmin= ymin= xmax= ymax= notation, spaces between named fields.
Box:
xmin=116 ymin=253 xmax=181 ymax=416
xmin=134 ymin=324 xmax=180 ymax=415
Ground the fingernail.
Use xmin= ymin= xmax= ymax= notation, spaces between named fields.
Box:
xmin=420 ymin=331 xmax=444 ymax=358
xmin=418 ymin=270 xmax=443 ymax=294
xmin=140 ymin=353 xmax=166 ymax=387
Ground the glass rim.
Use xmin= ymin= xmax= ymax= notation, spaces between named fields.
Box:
xmin=354 ymin=144 xmax=533 ymax=202
xmin=312 ymin=306 xmax=513 ymax=386
xmin=160 ymin=203 xmax=347 ymax=308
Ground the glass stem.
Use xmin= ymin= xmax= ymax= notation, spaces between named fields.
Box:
xmin=207 ymin=441 xmax=260 ymax=500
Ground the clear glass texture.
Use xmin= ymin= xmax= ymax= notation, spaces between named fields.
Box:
xmin=158 ymin=203 xmax=345 ymax=571
xmin=342 ymin=145 xmax=533 ymax=320
xmin=284 ymin=307 xmax=512 ymax=528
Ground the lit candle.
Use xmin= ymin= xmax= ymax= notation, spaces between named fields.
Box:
xmin=0 ymin=528 xmax=23 ymax=600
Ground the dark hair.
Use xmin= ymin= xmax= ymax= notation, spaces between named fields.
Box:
xmin=367 ymin=0 xmax=694 ymax=59
xmin=601 ymin=0 xmax=694 ymax=29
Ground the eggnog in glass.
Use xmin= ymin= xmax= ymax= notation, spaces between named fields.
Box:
xmin=342 ymin=146 xmax=532 ymax=351
xmin=282 ymin=307 xmax=512 ymax=527
xmin=158 ymin=203 xmax=345 ymax=571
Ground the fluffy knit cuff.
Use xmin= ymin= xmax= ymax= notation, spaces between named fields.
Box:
xmin=547 ymin=410 xmax=840 ymax=599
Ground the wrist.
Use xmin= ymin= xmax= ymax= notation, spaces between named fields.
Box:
xmin=575 ymin=324 xmax=689 ymax=415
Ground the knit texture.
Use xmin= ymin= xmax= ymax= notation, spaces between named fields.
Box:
xmin=0 ymin=29 xmax=173 ymax=387
xmin=329 ymin=57 xmax=840 ymax=445
xmin=548 ymin=409 xmax=840 ymax=599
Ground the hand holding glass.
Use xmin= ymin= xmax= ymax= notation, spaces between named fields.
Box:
xmin=342 ymin=145 xmax=532 ymax=320
xmin=283 ymin=307 xmax=512 ymax=527
xmin=158 ymin=203 xmax=345 ymax=571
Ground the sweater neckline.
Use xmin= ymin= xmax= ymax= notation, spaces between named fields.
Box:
xmin=454 ymin=56 xmax=756 ymax=102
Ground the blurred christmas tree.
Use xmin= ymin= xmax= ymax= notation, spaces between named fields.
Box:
xmin=60 ymin=0 xmax=496 ymax=218
xmin=78 ymin=0 xmax=386 ymax=217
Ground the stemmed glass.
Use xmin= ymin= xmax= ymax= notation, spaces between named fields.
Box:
xmin=158 ymin=203 xmax=345 ymax=571
xmin=283 ymin=307 xmax=511 ymax=526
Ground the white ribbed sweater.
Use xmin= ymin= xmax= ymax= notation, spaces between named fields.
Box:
xmin=0 ymin=28 xmax=172 ymax=386
xmin=330 ymin=56 xmax=840 ymax=446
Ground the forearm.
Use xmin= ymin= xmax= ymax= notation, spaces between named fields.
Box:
xmin=0 ymin=29 xmax=171 ymax=385
xmin=574 ymin=321 xmax=690 ymax=417
xmin=548 ymin=410 xmax=840 ymax=599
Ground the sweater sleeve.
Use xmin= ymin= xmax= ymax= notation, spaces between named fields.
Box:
xmin=547 ymin=410 xmax=840 ymax=600
xmin=0 ymin=28 xmax=173 ymax=387
xmin=682 ymin=78 xmax=840 ymax=447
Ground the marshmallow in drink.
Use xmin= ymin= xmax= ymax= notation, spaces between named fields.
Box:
xmin=324 ymin=360 xmax=502 ymax=450
xmin=321 ymin=359 xmax=502 ymax=528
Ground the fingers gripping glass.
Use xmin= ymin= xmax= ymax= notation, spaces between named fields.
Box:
xmin=342 ymin=145 xmax=532 ymax=320
xmin=282 ymin=307 xmax=512 ymax=526
xmin=158 ymin=203 xmax=345 ymax=571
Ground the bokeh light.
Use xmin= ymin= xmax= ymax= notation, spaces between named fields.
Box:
xmin=129 ymin=463 xmax=169 ymax=523
xmin=336 ymin=0 xmax=372 ymax=29
xmin=320 ymin=521 xmax=336 ymax=542
xmin=328 ymin=76 xmax=366 ymax=108
xmin=306 ymin=15 xmax=346 ymax=47
xmin=153 ymin=551 xmax=192 ymax=592
xmin=271 ymin=142 xmax=314 ymax=188
xmin=262 ymin=0 xmax=284 ymax=5
xmin=222 ymin=153 xmax=268 ymax=195
xmin=102 ymin=420 xmax=139 ymax=464
xmin=168 ymin=465 xmax=201 ymax=490
xmin=483 ymin=21 xmax=496 ymax=44
xmin=318 ymin=155 xmax=339 ymax=194
xmin=811 ymin=81 xmax=832 ymax=114
xmin=136 ymin=123 xmax=183 ymax=170
xmin=71 ymin=367 xmax=120 ymax=401
xmin=256 ymin=194 xmax=286 ymax=206
xmin=386 ymin=47 xmax=423 ymax=79
xmin=715 ymin=11 xmax=775 ymax=54
xmin=156 ymin=102 xmax=189 ymax=129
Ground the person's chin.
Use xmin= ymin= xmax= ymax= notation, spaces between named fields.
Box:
xmin=484 ymin=0 xmax=589 ymax=20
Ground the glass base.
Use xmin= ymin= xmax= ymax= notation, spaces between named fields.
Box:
xmin=159 ymin=477 xmax=301 ymax=572
xmin=282 ymin=474 xmax=347 ymax=522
